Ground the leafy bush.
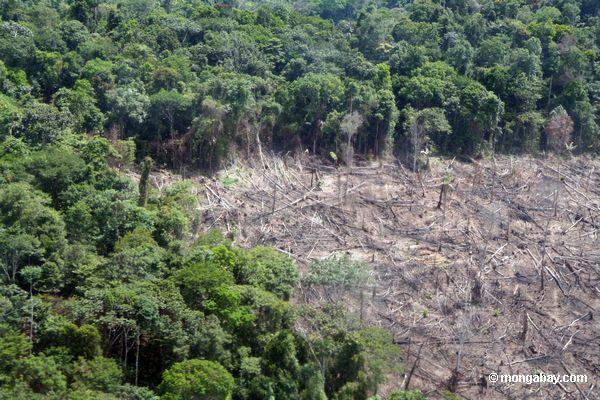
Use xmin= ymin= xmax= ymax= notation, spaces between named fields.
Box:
xmin=237 ymin=246 xmax=299 ymax=300
xmin=158 ymin=359 xmax=235 ymax=400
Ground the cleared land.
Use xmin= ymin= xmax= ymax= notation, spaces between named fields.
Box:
xmin=151 ymin=154 xmax=599 ymax=399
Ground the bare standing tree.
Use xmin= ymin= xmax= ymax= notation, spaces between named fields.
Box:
xmin=409 ymin=116 xmax=423 ymax=173
xmin=340 ymin=112 xmax=363 ymax=200
xmin=545 ymin=106 xmax=574 ymax=153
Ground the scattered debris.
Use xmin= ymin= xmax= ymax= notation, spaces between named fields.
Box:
xmin=158 ymin=153 xmax=599 ymax=399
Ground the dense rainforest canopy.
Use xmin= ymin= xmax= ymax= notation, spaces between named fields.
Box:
xmin=0 ymin=0 xmax=598 ymax=168
xmin=0 ymin=0 xmax=598 ymax=398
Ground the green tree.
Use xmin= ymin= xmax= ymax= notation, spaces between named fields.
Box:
xmin=158 ymin=359 xmax=235 ymax=400
xmin=0 ymin=324 xmax=31 ymax=375
xmin=174 ymin=259 xmax=235 ymax=309
xmin=13 ymin=102 xmax=72 ymax=146
xmin=330 ymin=327 xmax=401 ymax=400
xmin=13 ymin=354 xmax=67 ymax=394
xmin=236 ymin=246 xmax=299 ymax=300
xmin=0 ymin=22 xmax=35 ymax=68
xmin=149 ymin=89 xmax=192 ymax=140
xmin=404 ymin=107 xmax=451 ymax=169
xmin=71 ymin=356 xmax=123 ymax=392
xmin=284 ymin=73 xmax=344 ymax=154
xmin=0 ymin=182 xmax=67 ymax=289
xmin=105 ymin=83 xmax=149 ymax=132
xmin=53 ymin=79 xmax=105 ymax=133
xmin=37 ymin=315 xmax=101 ymax=359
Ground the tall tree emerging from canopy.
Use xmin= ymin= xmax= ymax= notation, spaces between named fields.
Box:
xmin=138 ymin=156 xmax=154 ymax=207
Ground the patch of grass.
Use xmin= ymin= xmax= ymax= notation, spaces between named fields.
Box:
xmin=221 ymin=175 xmax=239 ymax=188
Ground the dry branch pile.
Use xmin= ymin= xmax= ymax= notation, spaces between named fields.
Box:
xmin=166 ymin=154 xmax=599 ymax=400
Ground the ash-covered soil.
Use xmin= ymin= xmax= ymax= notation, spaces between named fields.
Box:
xmin=158 ymin=154 xmax=600 ymax=399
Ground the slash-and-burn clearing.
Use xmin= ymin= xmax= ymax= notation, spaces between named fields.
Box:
xmin=154 ymin=155 xmax=599 ymax=399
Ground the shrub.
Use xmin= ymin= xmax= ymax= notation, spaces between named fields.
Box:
xmin=237 ymin=246 xmax=299 ymax=300
xmin=158 ymin=359 xmax=235 ymax=400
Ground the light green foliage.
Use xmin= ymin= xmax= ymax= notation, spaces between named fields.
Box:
xmin=151 ymin=205 xmax=188 ymax=246
xmin=54 ymin=80 xmax=105 ymax=134
xmin=81 ymin=58 xmax=114 ymax=87
xmin=61 ymin=244 xmax=106 ymax=290
xmin=299 ymin=363 xmax=327 ymax=400
xmin=158 ymin=359 xmax=235 ymax=400
xmin=147 ymin=181 xmax=197 ymax=247
xmin=0 ymin=0 xmax=589 ymax=163
xmin=112 ymin=384 xmax=159 ymax=400
xmin=284 ymin=72 xmax=344 ymax=153
xmin=61 ymin=183 xmax=153 ymax=252
xmin=0 ymin=93 xmax=20 ymax=135
xmin=80 ymin=136 xmax=117 ymax=175
xmin=305 ymin=256 xmax=371 ymax=302
xmin=149 ymin=89 xmax=193 ymax=139
xmin=388 ymin=390 xmax=428 ymax=400
xmin=0 ymin=182 xmax=66 ymax=288
xmin=404 ymin=107 xmax=451 ymax=153
xmin=237 ymin=246 xmax=299 ymax=300
xmin=203 ymin=284 xmax=295 ymax=340
xmin=0 ymin=284 xmax=36 ymax=328
xmin=25 ymin=147 xmax=87 ymax=201
xmin=398 ymin=61 xmax=505 ymax=155
xmin=0 ymin=137 xmax=398 ymax=398
xmin=105 ymin=84 xmax=150 ymax=127
xmin=0 ymin=22 xmax=35 ymax=68
xmin=174 ymin=259 xmax=236 ymax=309
xmin=111 ymin=139 xmax=136 ymax=167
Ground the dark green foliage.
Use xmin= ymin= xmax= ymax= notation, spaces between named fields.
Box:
xmin=37 ymin=315 xmax=101 ymax=360
xmin=13 ymin=354 xmax=68 ymax=394
xmin=54 ymin=80 xmax=105 ymax=134
xmin=25 ymin=148 xmax=87 ymax=202
xmin=71 ymin=356 xmax=123 ymax=392
xmin=0 ymin=324 xmax=31 ymax=375
xmin=109 ymin=227 xmax=166 ymax=281
xmin=329 ymin=327 xmax=401 ymax=399
xmin=0 ymin=22 xmax=35 ymax=68
xmin=0 ymin=0 xmax=597 ymax=164
xmin=178 ymin=257 xmax=232 ymax=295
xmin=13 ymin=102 xmax=72 ymax=146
